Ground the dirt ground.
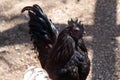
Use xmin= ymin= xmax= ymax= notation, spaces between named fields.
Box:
xmin=0 ymin=0 xmax=120 ymax=80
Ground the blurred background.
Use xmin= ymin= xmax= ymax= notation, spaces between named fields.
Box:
xmin=0 ymin=0 xmax=120 ymax=80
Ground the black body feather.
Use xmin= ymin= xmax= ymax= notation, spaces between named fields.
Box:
xmin=45 ymin=19 xmax=90 ymax=80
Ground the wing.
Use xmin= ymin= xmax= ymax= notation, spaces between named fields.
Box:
xmin=59 ymin=49 xmax=90 ymax=80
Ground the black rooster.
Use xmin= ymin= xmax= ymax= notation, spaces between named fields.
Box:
xmin=21 ymin=4 xmax=58 ymax=68
xmin=45 ymin=19 xmax=90 ymax=80
xmin=22 ymin=4 xmax=90 ymax=80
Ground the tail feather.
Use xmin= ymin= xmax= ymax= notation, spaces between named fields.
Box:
xmin=23 ymin=4 xmax=55 ymax=34
xmin=22 ymin=4 xmax=58 ymax=68
xmin=28 ymin=10 xmax=48 ymax=28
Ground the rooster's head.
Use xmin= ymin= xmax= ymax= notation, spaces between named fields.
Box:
xmin=68 ymin=18 xmax=85 ymax=40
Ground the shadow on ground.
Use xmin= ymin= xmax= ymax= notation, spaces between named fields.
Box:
xmin=85 ymin=0 xmax=120 ymax=79
xmin=0 ymin=22 xmax=66 ymax=47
